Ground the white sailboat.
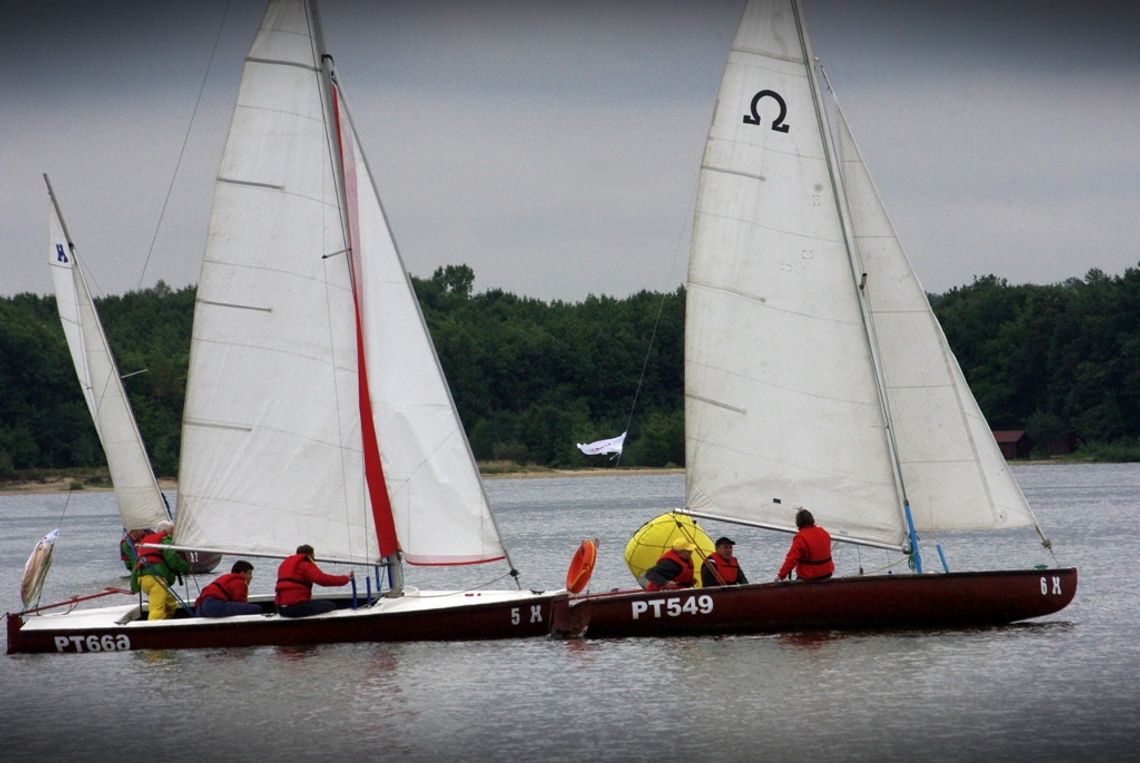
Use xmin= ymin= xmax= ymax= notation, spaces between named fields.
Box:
xmin=9 ymin=0 xmax=560 ymax=654
xmin=554 ymin=0 xmax=1076 ymax=637
xmin=45 ymin=176 xmax=219 ymax=574
xmin=47 ymin=176 xmax=171 ymax=534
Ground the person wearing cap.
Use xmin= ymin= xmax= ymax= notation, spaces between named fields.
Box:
xmin=775 ymin=508 xmax=835 ymax=582
xmin=131 ymin=520 xmax=192 ymax=620
xmin=643 ymin=537 xmax=697 ymax=591
xmin=701 ymin=536 xmax=748 ymax=586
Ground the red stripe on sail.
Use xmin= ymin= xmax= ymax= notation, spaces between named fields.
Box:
xmin=332 ymin=85 xmax=400 ymax=559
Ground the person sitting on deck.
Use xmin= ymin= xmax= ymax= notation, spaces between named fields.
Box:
xmin=195 ymin=560 xmax=263 ymax=617
xmin=132 ymin=520 xmax=191 ymax=620
xmin=275 ymin=544 xmax=354 ymax=618
xmin=644 ymin=538 xmax=697 ymax=591
xmin=701 ymin=536 xmax=749 ymax=586
xmin=775 ymin=508 xmax=835 ymax=582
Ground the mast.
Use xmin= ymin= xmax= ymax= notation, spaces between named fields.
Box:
xmin=791 ymin=1 xmax=919 ymax=564
xmin=306 ymin=0 xmax=405 ymax=592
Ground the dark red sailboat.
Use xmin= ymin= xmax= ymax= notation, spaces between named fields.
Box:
xmin=555 ymin=0 xmax=1077 ymax=638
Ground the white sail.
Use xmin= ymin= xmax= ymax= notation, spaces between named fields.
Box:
xmin=176 ymin=0 xmax=505 ymax=567
xmin=683 ymin=0 xmax=1041 ymax=550
xmin=336 ymin=88 xmax=505 ymax=565
xmin=830 ymin=103 xmax=1038 ymax=533
xmin=48 ymin=181 xmax=169 ymax=532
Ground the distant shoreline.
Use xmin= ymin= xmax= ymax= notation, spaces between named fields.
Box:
xmin=0 ymin=467 xmax=684 ymax=496
xmin=1 ymin=458 xmax=1104 ymax=497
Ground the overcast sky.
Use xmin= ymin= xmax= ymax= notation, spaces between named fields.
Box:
xmin=3 ymin=0 xmax=1137 ymax=302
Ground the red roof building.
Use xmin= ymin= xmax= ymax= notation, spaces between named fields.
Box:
xmin=992 ymin=430 xmax=1031 ymax=459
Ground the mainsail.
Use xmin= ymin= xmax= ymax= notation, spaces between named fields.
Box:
xmin=176 ymin=0 xmax=505 ymax=567
xmin=47 ymin=176 xmax=169 ymax=533
xmin=683 ymin=0 xmax=1043 ymax=550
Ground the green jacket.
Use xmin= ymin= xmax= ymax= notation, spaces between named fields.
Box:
xmin=130 ymin=535 xmax=191 ymax=592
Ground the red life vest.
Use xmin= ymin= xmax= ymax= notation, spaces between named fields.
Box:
xmin=275 ymin=553 xmax=313 ymax=606
xmin=793 ymin=526 xmax=835 ymax=580
xmin=706 ymin=553 xmax=742 ymax=584
xmin=645 ymin=549 xmax=695 ymax=591
xmin=195 ymin=572 xmax=250 ymax=609
xmin=136 ymin=530 xmax=170 ymax=569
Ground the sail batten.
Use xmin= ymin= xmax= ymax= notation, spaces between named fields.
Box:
xmin=176 ymin=0 xmax=507 ymax=568
xmin=684 ymin=0 xmax=1041 ymax=550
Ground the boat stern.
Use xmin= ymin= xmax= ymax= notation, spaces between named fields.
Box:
xmin=6 ymin=611 xmax=24 ymax=654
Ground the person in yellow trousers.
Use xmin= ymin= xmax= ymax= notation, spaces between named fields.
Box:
xmin=131 ymin=520 xmax=191 ymax=620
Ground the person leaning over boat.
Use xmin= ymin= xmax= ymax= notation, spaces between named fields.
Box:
xmin=120 ymin=527 xmax=150 ymax=572
xmin=701 ymin=536 xmax=748 ymax=586
xmin=775 ymin=508 xmax=835 ymax=582
xmin=275 ymin=544 xmax=354 ymax=617
xmin=132 ymin=520 xmax=191 ymax=620
xmin=644 ymin=538 xmax=697 ymax=591
xmin=195 ymin=560 xmax=262 ymax=617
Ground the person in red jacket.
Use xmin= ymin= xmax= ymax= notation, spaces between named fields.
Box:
xmin=776 ymin=508 xmax=835 ymax=582
xmin=275 ymin=544 xmax=354 ymax=617
xmin=195 ymin=560 xmax=262 ymax=617
xmin=701 ymin=536 xmax=749 ymax=586
xmin=644 ymin=538 xmax=697 ymax=591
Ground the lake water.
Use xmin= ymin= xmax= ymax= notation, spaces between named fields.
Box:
xmin=2 ymin=464 xmax=1137 ymax=762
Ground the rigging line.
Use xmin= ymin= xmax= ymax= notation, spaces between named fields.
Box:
xmin=55 ymin=490 xmax=74 ymax=531
xmin=136 ymin=0 xmax=233 ymax=291
xmin=412 ymin=570 xmax=520 ymax=596
xmin=615 ymin=169 xmax=696 ymax=467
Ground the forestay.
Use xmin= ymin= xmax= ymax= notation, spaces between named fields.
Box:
xmin=683 ymin=0 xmax=1042 ymax=551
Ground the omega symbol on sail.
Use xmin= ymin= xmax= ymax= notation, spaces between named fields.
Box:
xmin=56 ymin=243 xmax=69 ymax=263
xmin=743 ymin=89 xmax=790 ymax=132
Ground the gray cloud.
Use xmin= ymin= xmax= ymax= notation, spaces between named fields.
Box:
xmin=3 ymin=0 xmax=1137 ymax=301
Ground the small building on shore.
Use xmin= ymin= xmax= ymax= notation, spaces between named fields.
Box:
xmin=993 ymin=430 xmax=1032 ymax=459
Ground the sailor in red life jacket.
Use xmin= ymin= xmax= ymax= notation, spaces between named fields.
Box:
xmin=644 ymin=538 xmax=697 ymax=591
xmin=195 ymin=560 xmax=263 ymax=617
xmin=701 ymin=536 xmax=749 ymax=586
xmin=775 ymin=508 xmax=835 ymax=582
xmin=275 ymin=544 xmax=354 ymax=618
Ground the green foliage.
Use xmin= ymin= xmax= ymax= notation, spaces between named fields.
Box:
xmin=0 ymin=283 xmax=193 ymax=477
xmin=4 ymin=262 xmax=1140 ymax=477
xmin=931 ymin=265 xmax=1140 ymax=452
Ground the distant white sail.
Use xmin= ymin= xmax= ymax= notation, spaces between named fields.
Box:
xmin=48 ymin=179 xmax=168 ymax=533
xmin=577 ymin=432 xmax=627 ymax=457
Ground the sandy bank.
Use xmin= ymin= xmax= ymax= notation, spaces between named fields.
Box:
xmin=0 ymin=468 xmax=681 ymax=496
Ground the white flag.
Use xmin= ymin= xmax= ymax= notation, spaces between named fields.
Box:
xmin=577 ymin=431 xmax=627 ymax=457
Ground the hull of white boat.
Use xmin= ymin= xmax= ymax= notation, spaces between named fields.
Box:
xmin=7 ymin=589 xmax=565 ymax=654
xmin=551 ymin=568 xmax=1078 ymax=638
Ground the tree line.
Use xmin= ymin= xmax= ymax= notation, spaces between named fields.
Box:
xmin=2 ymin=264 xmax=1139 ymax=479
